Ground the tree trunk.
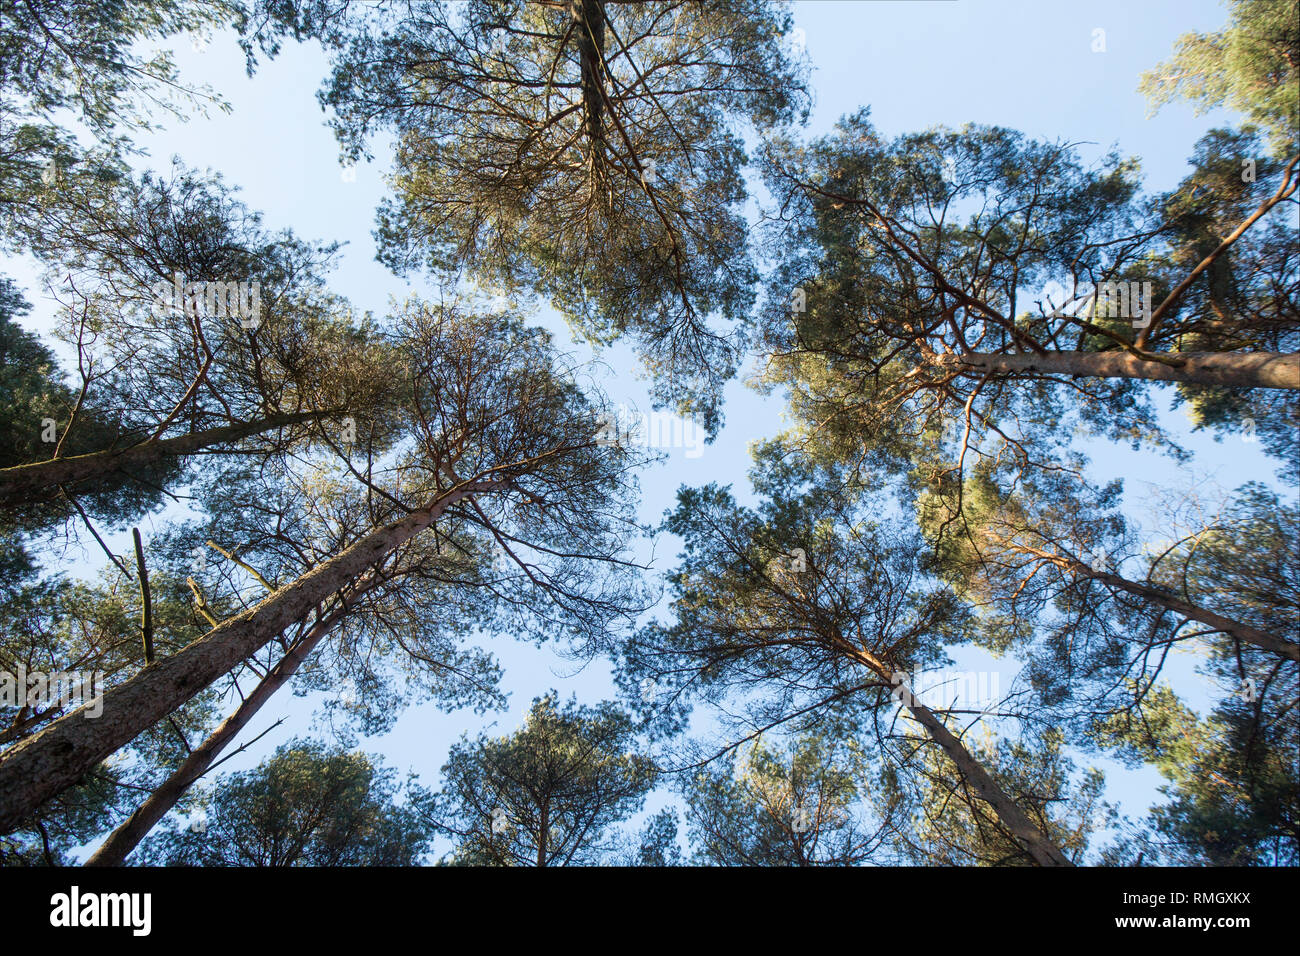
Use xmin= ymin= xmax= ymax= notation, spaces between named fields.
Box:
xmin=856 ymin=649 xmax=1073 ymax=866
xmin=571 ymin=0 xmax=606 ymax=148
xmin=537 ymin=802 xmax=549 ymax=867
xmin=935 ymin=350 xmax=1300 ymax=390
xmin=1077 ymin=560 xmax=1299 ymax=662
xmin=83 ymin=577 xmax=380 ymax=866
xmin=899 ymin=692 xmax=1074 ymax=866
xmin=0 ymin=410 xmax=327 ymax=508
xmin=0 ymin=482 xmax=494 ymax=835
xmin=1010 ymin=541 xmax=1300 ymax=661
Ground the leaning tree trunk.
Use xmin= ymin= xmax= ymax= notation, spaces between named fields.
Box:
xmin=1071 ymin=557 xmax=1299 ymax=662
xmin=0 ymin=480 xmax=495 ymax=835
xmin=935 ymin=350 xmax=1300 ymax=391
xmin=854 ymin=648 xmax=1074 ymax=866
xmin=0 ymin=410 xmax=327 ymax=508
xmin=83 ymin=575 xmax=381 ymax=866
xmin=898 ymin=692 xmax=1075 ymax=866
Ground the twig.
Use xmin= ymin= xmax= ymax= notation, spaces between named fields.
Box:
xmin=204 ymin=539 xmax=277 ymax=591
xmin=186 ymin=577 xmax=219 ymax=627
xmin=60 ymin=485 xmax=131 ymax=577
xmin=133 ymin=528 xmax=154 ymax=664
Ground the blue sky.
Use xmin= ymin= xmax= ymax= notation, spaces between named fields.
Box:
xmin=7 ymin=0 xmax=1286 ymax=861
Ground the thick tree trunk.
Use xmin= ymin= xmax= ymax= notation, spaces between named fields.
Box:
xmin=0 ymin=482 xmax=493 ymax=835
xmin=935 ymin=350 xmax=1300 ymax=390
xmin=856 ymin=650 xmax=1073 ymax=866
xmin=571 ymin=0 xmax=606 ymax=148
xmin=0 ymin=410 xmax=326 ymax=508
xmin=83 ymin=577 xmax=379 ymax=866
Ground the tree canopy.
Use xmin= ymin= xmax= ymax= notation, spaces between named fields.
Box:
xmin=0 ymin=0 xmax=1294 ymax=875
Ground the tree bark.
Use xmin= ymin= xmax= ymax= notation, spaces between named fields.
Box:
xmin=1077 ymin=560 xmax=1299 ymax=662
xmin=571 ymin=0 xmax=607 ymax=148
xmin=537 ymin=801 xmax=549 ymax=868
xmin=1008 ymin=541 xmax=1300 ymax=662
xmin=935 ymin=350 xmax=1300 ymax=390
xmin=83 ymin=577 xmax=380 ymax=866
xmin=898 ymin=690 xmax=1074 ymax=866
xmin=855 ymin=649 xmax=1073 ymax=866
xmin=0 ymin=410 xmax=328 ymax=508
xmin=0 ymin=482 xmax=494 ymax=835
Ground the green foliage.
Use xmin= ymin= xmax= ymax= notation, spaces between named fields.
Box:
xmin=624 ymin=808 xmax=683 ymax=866
xmin=887 ymin=728 xmax=1113 ymax=866
xmin=0 ymin=0 xmax=358 ymax=142
xmin=418 ymin=693 xmax=656 ymax=866
xmin=1 ymin=0 xmax=1294 ymax=871
xmin=0 ymin=0 xmax=243 ymax=139
xmin=0 ymin=275 xmax=180 ymax=532
xmin=1155 ymin=129 xmax=1300 ymax=467
xmin=319 ymin=0 xmax=809 ymax=430
xmin=1153 ymin=482 xmax=1299 ymax=648
xmin=622 ymin=466 xmax=968 ymax=741
xmin=140 ymin=739 xmax=431 ymax=865
xmin=755 ymin=109 xmax=1184 ymax=487
xmin=683 ymin=726 xmax=899 ymax=865
xmin=1093 ymin=681 xmax=1298 ymax=865
xmin=1140 ymin=0 xmax=1300 ymax=159
xmin=0 ymin=566 xmax=220 ymax=864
